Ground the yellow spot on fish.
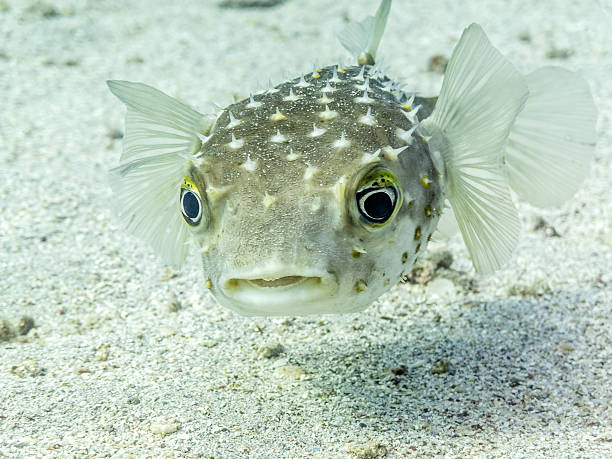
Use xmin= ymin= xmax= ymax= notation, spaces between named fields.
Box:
xmin=355 ymin=280 xmax=367 ymax=292
xmin=425 ymin=205 xmax=432 ymax=217
xmin=319 ymin=105 xmax=338 ymax=120
xmin=401 ymin=104 xmax=412 ymax=110
xmin=286 ymin=149 xmax=301 ymax=161
xmin=436 ymin=206 xmax=441 ymax=216
xmin=270 ymin=108 xmax=286 ymax=121
xmin=312 ymin=71 xmax=321 ymax=79
xmin=263 ymin=193 xmax=276 ymax=208
xmin=416 ymin=243 xmax=421 ymax=252
xmin=414 ymin=227 xmax=421 ymax=240
xmin=352 ymin=246 xmax=367 ymax=258
xmin=205 ymin=279 xmax=212 ymax=289
xmin=332 ymin=176 xmax=346 ymax=203
xmin=421 ymin=175 xmax=431 ymax=188
xmin=401 ymin=252 xmax=408 ymax=263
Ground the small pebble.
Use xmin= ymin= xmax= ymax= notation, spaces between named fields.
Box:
xmin=427 ymin=278 xmax=456 ymax=298
xmin=127 ymin=396 xmax=140 ymax=405
xmin=167 ymin=293 xmax=181 ymax=312
xmin=17 ymin=315 xmax=35 ymax=335
xmin=546 ymin=47 xmax=574 ymax=59
xmin=150 ymin=420 xmax=180 ymax=436
xmin=106 ymin=128 xmax=123 ymax=140
xmin=25 ymin=0 xmax=60 ymax=18
xmin=427 ymin=54 xmax=448 ymax=74
xmin=0 ymin=317 xmax=16 ymax=341
xmin=430 ymin=359 xmax=450 ymax=375
xmin=275 ymin=364 xmax=306 ymax=379
xmin=158 ymin=268 xmax=178 ymax=281
xmin=95 ymin=343 xmax=110 ymax=362
xmin=533 ymin=217 xmax=561 ymax=237
xmin=219 ymin=0 xmax=286 ymax=8
xmin=346 ymin=441 xmax=388 ymax=458
xmin=10 ymin=359 xmax=45 ymax=377
xmin=256 ymin=341 xmax=284 ymax=359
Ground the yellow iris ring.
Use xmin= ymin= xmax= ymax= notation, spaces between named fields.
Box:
xmin=181 ymin=176 xmax=199 ymax=194
xmin=357 ymin=168 xmax=403 ymax=229
xmin=180 ymin=176 xmax=203 ymax=227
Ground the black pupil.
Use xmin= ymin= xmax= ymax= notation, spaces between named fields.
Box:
xmin=362 ymin=189 xmax=395 ymax=221
xmin=182 ymin=191 xmax=200 ymax=220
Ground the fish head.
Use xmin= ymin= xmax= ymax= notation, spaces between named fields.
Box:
xmin=181 ymin=66 xmax=443 ymax=315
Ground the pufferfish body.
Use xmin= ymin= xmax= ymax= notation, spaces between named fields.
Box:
xmin=108 ymin=0 xmax=597 ymax=315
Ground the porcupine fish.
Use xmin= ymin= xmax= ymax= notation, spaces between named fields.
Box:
xmin=107 ymin=0 xmax=596 ymax=315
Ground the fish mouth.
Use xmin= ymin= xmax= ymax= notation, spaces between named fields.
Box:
xmin=218 ymin=272 xmax=338 ymax=315
xmin=229 ymin=275 xmax=318 ymax=289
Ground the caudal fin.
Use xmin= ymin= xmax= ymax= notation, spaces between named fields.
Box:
xmin=505 ymin=67 xmax=597 ymax=208
xmin=338 ymin=0 xmax=391 ymax=65
xmin=107 ymin=80 xmax=212 ymax=268
xmin=422 ymin=24 xmax=529 ymax=274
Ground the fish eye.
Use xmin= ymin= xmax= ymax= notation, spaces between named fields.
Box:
xmin=355 ymin=168 xmax=403 ymax=228
xmin=180 ymin=177 xmax=203 ymax=226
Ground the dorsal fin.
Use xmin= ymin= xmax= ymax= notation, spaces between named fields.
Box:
xmin=338 ymin=0 xmax=391 ymax=65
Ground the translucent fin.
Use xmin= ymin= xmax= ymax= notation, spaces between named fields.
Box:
xmin=505 ymin=67 xmax=597 ymax=208
xmin=107 ymin=80 xmax=208 ymax=268
xmin=338 ymin=0 xmax=391 ymax=64
xmin=422 ymin=24 xmax=529 ymax=274
xmin=431 ymin=203 xmax=459 ymax=242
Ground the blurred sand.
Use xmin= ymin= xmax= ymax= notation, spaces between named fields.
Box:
xmin=1 ymin=0 xmax=610 ymax=457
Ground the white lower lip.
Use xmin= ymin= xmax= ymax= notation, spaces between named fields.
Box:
xmin=218 ymin=274 xmax=337 ymax=315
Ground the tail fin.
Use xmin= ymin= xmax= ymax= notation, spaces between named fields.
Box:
xmin=421 ymin=24 xmax=529 ymax=274
xmin=505 ymin=67 xmax=597 ymax=208
xmin=107 ymin=80 xmax=212 ymax=268
xmin=338 ymin=0 xmax=391 ymax=65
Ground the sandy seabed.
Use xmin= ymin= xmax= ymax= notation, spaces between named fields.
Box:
xmin=1 ymin=0 xmax=611 ymax=457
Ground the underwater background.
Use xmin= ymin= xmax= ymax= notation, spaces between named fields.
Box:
xmin=1 ymin=0 xmax=610 ymax=456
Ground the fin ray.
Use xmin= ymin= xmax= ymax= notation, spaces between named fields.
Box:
xmin=422 ymin=24 xmax=529 ymax=274
xmin=107 ymin=80 xmax=210 ymax=268
xmin=506 ymin=67 xmax=597 ymax=208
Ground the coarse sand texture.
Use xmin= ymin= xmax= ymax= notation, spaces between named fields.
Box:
xmin=1 ymin=0 xmax=611 ymax=457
